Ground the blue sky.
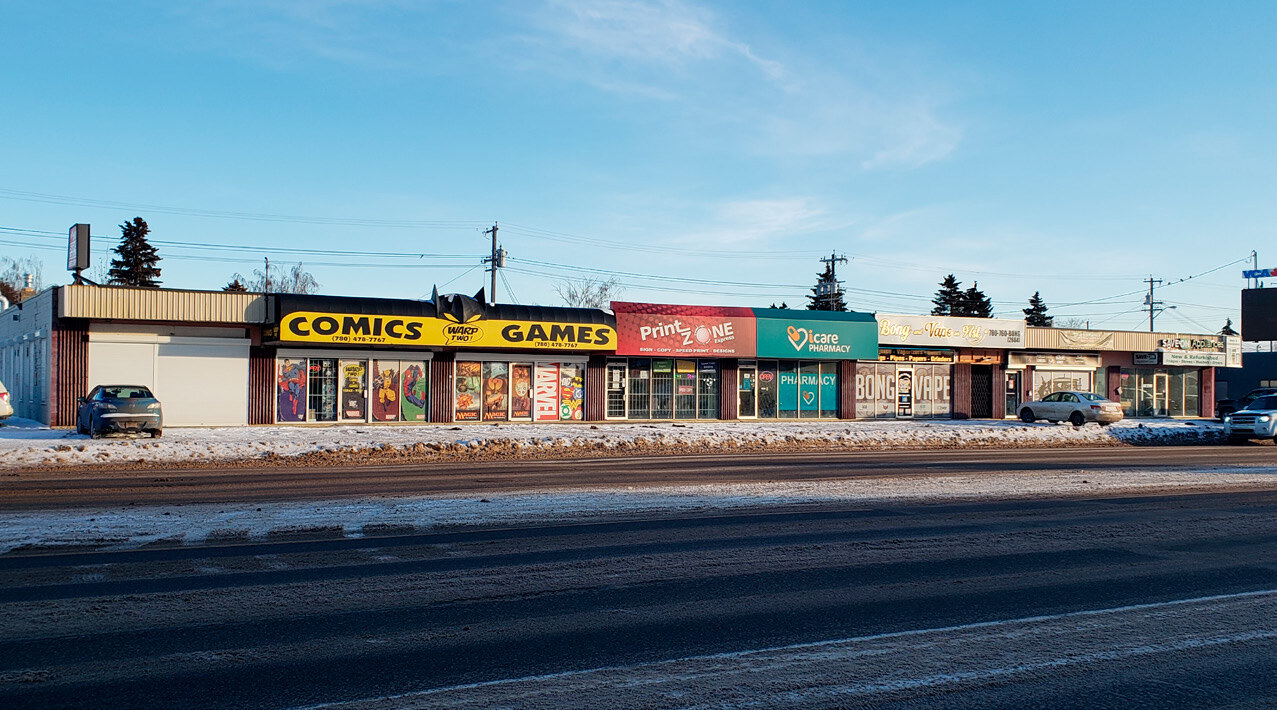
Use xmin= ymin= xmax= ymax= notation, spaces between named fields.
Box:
xmin=2 ymin=1 xmax=1273 ymax=334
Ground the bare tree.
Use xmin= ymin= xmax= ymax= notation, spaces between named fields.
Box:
xmin=0 ymin=256 xmax=43 ymax=304
xmin=1054 ymin=317 xmax=1088 ymax=329
xmin=553 ymin=276 xmax=623 ymax=309
xmin=230 ymin=262 xmax=320 ymax=294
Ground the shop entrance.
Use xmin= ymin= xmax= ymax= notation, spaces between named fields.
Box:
xmin=1004 ymin=370 xmax=1021 ymax=417
xmin=738 ymin=364 xmax=757 ymax=418
xmin=971 ymin=365 xmax=994 ymax=418
xmin=1153 ymin=373 xmax=1170 ymax=416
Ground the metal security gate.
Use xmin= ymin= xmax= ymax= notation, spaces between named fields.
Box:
xmin=971 ymin=365 xmax=994 ymax=418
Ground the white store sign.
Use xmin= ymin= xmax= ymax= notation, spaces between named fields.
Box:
xmin=1160 ymin=350 xmax=1227 ymax=367
xmin=876 ymin=314 xmax=1026 ymax=349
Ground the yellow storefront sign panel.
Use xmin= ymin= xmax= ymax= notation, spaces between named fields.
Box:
xmin=280 ymin=311 xmax=615 ymax=350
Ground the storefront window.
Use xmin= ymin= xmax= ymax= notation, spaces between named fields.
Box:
xmin=674 ymin=359 xmax=698 ymax=419
xmin=651 ymin=359 xmax=674 ymax=419
xmin=277 ymin=358 xmax=308 ymax=423
xmin=402 ymin=361 xmax=429 ymax=421
xmin=482 ymin=362 xmax=509 ymax=421
xmin=799 ymin=362 xmax=820 ymax=419
xmin=455 ymin=361 xmax=482 ymax=421
xmin=627 ymin=358 xmax=650 ymax=419
xmin=1120 ymin=368 xmax=1201 ymax=417
xmin=819 ymin=362 xmax=838 ymax=418
xmin=855 ymin=362 xmax=950 ymax=419
xmin=340 ymin=360 xmax=367 ymax=421
xmin=534 ymin=363 xmax=560 ymax=421
xmin=1032 ymin=370 xmax=1093 ymax=401
xmin=778 ymin=362 xmax=799 ymax=418
xmin=372 ymin=359 xmax=400 ymax=421
xmin=559 ymin=363 xmax=585 ymax=420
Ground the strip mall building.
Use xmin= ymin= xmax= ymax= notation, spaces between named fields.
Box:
xmin=0 ymin=285 xmax=1240 ymax=427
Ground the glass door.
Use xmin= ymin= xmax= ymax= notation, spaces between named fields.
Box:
xmin=1004 ymin=370 xmax=1021 ymax=418
xmin=339 ymin=359 xmax=367 ymax=422
xmin=738 ymin=364 xmax=757 ymax=418
xmin=1153 ymin=373 xmax=1170 ymax=416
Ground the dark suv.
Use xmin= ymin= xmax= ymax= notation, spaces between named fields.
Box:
xmin=1217 ymin=388 xmax=1277 ymax=420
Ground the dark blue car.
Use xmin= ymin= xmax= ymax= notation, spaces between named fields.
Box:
xmin=77 ymin=385 xmax=164 ymax=438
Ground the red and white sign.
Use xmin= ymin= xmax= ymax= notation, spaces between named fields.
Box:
xmin=534 ymin=363 xmax=560 ymax=421
xmin=612 ymin=302 xmax=756 ymax=357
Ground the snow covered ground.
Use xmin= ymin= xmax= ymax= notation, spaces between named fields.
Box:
xmin=0 ymin=415 xmax=1267 ymax=553
xmin=0 ymin=416 xmax=1229 ymax=471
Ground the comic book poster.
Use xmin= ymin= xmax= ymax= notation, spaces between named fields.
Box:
xmin=559 ymin=362 xmax=584 ymax=421
xmin=534 ymin=363 xmax=559 ymax=421
xmin=483 ymin=362 xmax=509 ymax=421
xmin=510 ymin=364 xmax=532 ymax=420
xmin=400 ymin=361 xmax=428 ymax=421
xmin=340 ymin=360 xmax=367 ymax=421
xmin=455 ymin=361 xmax=482 ymax=421
xmin=372 ymin=360 xmax=400 ymax=421
xmin=277 ymin=358 xmax=307 ymax=423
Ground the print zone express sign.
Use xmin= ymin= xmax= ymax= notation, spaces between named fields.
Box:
xmin=755 ymin=317 xmax=877 ymax=360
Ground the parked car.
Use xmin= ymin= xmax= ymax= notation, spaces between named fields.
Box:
xmin=1223 ymin=394 xmax=1277 ymax=444
xmin=0 ymin=379 xmax=12 ymax=421
xmin=1018 ymin=391 xmax=1124 ymax=426
xmin=77 ymin=385 xmax=163 ymax=438
xmin=1216 ymin=387 xmax=1277 ymax=420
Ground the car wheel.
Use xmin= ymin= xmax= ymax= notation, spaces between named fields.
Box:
xmin=1069 ymin=411 xmax=1086 ymax=427
xmin=1019 ymin=409 xmax=1035 ymax=423
xmin=151 ymin=429 xmax=163 ymax=439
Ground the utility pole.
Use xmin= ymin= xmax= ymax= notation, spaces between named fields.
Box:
xmin=264 ymin=257 xmax=271 ymax=294
xmin=815 ymin=252 xmax=848 ymax=311
xmin=1145 ymin=276 xmax=1165 ymax=332
xmin=482 ymin=223 xmax=505 ymax=306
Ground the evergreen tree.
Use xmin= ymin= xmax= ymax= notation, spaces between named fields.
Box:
xmin=107 ymin=217 xmax=162 ymax=287
xmin=768 ymin=302 xmax=790 ymax=309
xmin=1220 ymin=318 xmax=1238 ymax=336
xmin=1023 ymin=291 xmax=1053 ymax=326
xmin=223 ymin=278 xmax=248 ymax=292
xmin=931 ymin=274 xmax=963 ymax=316
xmin=961 ymin=282 xmax=993 ymax=318
xmin=806 ymin=263 xmax=847 ymax=311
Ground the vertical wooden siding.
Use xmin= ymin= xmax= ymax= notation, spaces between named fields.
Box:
xmin=586 ymin=355 xmax=606 ymax=421
xmin=51 ymin=319 xmax=88 ymax=427
xmin=951 ymin=363 xmax=972 ymax=419
xmin=429 ymin=353 xmax=455 ymax=423
xmin=839 ymin=361 xmax=856 ymax=420
xmin=1200 ymin=367 xmax=1215 ymax=418
xmin=720 ymin=359 xmax=738 ymax=420
xmin=248 ymin=346 xmax=275 ymax=425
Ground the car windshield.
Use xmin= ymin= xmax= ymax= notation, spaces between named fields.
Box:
xmin=1241 ymin=395 xmax=1277 ymax=411
xmin=1079 ymin=392 xmax=1106 ymax=402
xmin=102 ymin=386 xmax=154 ymax=400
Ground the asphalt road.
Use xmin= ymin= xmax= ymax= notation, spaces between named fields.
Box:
xmin=3 ymin=445 xmax=1275 ymax=510
xmin=1 ymin=483 xmax=1275 ymax=708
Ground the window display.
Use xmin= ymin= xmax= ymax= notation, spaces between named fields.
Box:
xmin=372 ymin=360 xmax=400 ymax=421
xmin=455 ymin=361 xmax=482 ymax=421
xmin=1119 ymin=368 xmax=1201 ymax=417
xmin=855 ymin=363 xmax=950 ymax=419
xmin=534 ymin=363 xmax=559 ymax=421
xmin=510 ymin=364 xmax=533 ymax=420
xmin=483 ymin=362 xmax=509 ymax=421
xmin=340 ymin=360 xmax=367 ymax=421
xmin=401 ymin=361 xmax=428 ymax=421
xmin=559 ymin=363 xmax=584 ymax=420
xmin=307 ymin=358 xmax=338 ymax=422
xmin=277 ymin=358 xmax=307 ymax=423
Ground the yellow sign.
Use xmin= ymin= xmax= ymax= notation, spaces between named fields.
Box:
xmin=279 ymin=311 xmax=615 ymax=350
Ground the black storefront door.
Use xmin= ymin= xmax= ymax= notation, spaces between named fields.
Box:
xmin=971 ymin=365 xmax=994 ymax=418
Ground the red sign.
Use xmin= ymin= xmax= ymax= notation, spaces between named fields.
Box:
xmin=612 ymin=302 xmax=756 ymax=357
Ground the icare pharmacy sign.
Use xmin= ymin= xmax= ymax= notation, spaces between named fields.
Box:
xmin=754 ymin=312 xmax=878 ymax=360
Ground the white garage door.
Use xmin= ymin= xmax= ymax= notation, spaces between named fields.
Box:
xmin=88 ymin=333 xmax=249 ymax=426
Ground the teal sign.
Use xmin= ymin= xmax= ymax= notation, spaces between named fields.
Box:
xmin=753 ymin=310 xmax=878 ymax=360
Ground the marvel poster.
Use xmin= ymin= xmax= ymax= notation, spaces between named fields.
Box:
xmin=372 ymin=360 xmax=400 ymax=421
xmin=401 ymin=361 xmax=428 ymax=421
xmin=277 ymin=358 xmax=307 ymax=423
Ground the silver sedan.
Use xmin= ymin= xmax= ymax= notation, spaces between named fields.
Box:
xmin=1018 ymin=391 xmax=1124 ymax=426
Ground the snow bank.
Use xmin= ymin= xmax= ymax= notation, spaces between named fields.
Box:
xmin=0 ymin=416 xmax=1228 ymax=471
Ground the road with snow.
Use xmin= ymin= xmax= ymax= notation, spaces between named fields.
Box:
xmin=2 ymin=482 xmax=1276 ymax=708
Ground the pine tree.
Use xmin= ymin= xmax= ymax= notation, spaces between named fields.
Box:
xmin=961 ymin=282 xmax=993 ymax=318
xmin=223 ymin=278 xmax=248 ymax=292
xmin=1023 ymin=291 xmax=1053 ymax=326
xmin=806 ymin=263 xmax=847 ymax=311
xmin=768 ymin=302 xmax=790 ymax=309
xmin=107 ymin=217 xmax=162 ymax=287
xmin=931 ymin=275 xmax=963 ymax=316
xmin=1220 ymin=318 xmax=1238 ymax=336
